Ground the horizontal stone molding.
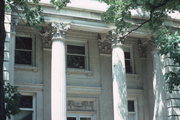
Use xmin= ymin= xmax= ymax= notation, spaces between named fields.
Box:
xmin=67 ymin=68 xmax=93 ymax=76
xmin=15 ymin=84 xmax=43 ymax=91
xmin=127 ymin=89 xmax=144 ymax=96
xmin=15 ymin=65 xmax=38 ymax=72
xmin=67 ymin=86 xmax=101 ymax=95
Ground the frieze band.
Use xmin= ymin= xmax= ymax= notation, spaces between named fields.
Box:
xmin=67 ymin=100 xmax=95 ymax=111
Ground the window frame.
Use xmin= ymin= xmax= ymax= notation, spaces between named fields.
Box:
xmin=123 ymin=45 xmax=134 ymax=74
xmin=15 ymin=33 xmax=36 ymax=66
xmin=67 ymin=114 xmax=93 ymax=120
xmin=79 ymin=116 xmax=92 ymax=120
xmin=67 ymin=115 xmax=77 ymax=120
xmin=127 ymin=98 xmax=138 ymax=120
xmin=14 ymin=93 xmax=36 ymax=120
xmin=66 ymin=41 xmax=88 ymax=70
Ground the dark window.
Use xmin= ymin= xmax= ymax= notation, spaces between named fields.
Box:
xmin=15 ymin=36 xmax=33 ymax=65
xmin=67 ymin=45 xmax=86 ymax=69
xmin=67 ymin=117 xmax=76 ymax=120
xmin=80 ymin=118 xmax=91 ymax=120
xmin=124 ymin=51 xmax=132 ymax=73
xmin=128 ymin=100 xmax=135 ymax=112
xmin=67 ymin=45 xmax=85 ymax=54
xmin=14 ymin=95 xmax=33 ymax=120
xmin=19 ymin=96 xmax=33 ymax=108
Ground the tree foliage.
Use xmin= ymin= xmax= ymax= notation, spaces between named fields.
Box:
xmin=155 ymin=28 xmax=180 ymax=91
xmin=5 ymin=0 xmax=44 ymax=26
xmin=4 ymin=83 xmax=21 ymax=119
xmin=101 ymin=0 xmax=180 ymax=92
xmin=1 ymin=0 xmax=179 ymax=119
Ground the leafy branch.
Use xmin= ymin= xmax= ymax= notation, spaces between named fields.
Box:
xmin=101 ymin=0 xmax=180 ymax=92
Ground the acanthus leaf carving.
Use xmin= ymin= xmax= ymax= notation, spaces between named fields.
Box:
xmin=138 ymin=38 xmax=155 ymax=58
xmin=40 ymin=25 xmax=52 ymax=48
xmin=98 ymin=33 xmax=112 ymax=54
xmin=41 ymin=23 xmax=70 ymax=48
xmin=51 ymin=22 xmax=70 ymax=40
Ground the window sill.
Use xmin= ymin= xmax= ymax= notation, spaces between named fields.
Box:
xmin=15 ymin=65 xmax=38 ymax=72
xmin=126 ymin=73 xmax=139 ymax=78
xmin=67 ymin=68 xmax=93 ymax=76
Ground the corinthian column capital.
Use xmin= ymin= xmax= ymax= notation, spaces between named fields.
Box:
xmin=97 ymin=33 xmax=112 ymax=55
xmin=51 ymin=22 xmax=70 ymax=40
xmin=41 ymin=23 xmax=70 ymax=49
xmin=110 ymin=30 xmax=126 ymax=47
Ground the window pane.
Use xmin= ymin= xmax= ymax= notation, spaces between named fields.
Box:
xmin=124 ymin=52 xmax=131 ymax=59
xmin=80 ymin=118 xmax=91 ymax=120
xmin=19 ymin=96 xmax=33 ymax=108
xmin=67 ymin=45 xmax=85 ymax=54
xmin=128 ymin=100 xmax=135 ymax=112
xmin=14 ymin=111 xmax=32 ymax=120
xmin=67 ymin=117 xmax=76 ymax=120
xmin=16 ymin=37 xmax=32 ymax=50
xmin=15 ymin=51 xmax=32 ymax=65
xmin=125 ymin=60 xmax=132 ymax=73
xmin=125 ymin=60 xmax=131 ymax=66
xmin=67 ymin=55 xmax=85 ymax=69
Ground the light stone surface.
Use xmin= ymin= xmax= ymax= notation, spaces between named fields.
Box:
xmin=4 ymin=1 xmax=180 ymax=120
xmin=51 ymin=23 xmax=69 ymax=120
xmin=112 ymin=44 xmax=128 ymax=120
xmin=152 ymin=50 xmax=168 ymax=120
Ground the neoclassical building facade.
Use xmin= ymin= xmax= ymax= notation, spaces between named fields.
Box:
xmin=3 ymin=0 xmax=180 ymax=120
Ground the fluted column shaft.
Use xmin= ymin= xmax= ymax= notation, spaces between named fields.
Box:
xmin=51 ymin=23 xmax=70 ymax=120
xmin=112 ymin=43 xmax=128 ymax=120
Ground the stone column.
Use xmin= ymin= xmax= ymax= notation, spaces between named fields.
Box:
xmin=152 ymin=50 xmax=168 ymax=120
xmin=51 ymin=23 xmax=70 ymax=120
xmin=112 ymin=34 xmax=128 ymax=120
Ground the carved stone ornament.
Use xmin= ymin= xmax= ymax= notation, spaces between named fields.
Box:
xmin=110 ymin=30 xmax=125 ymax=45
xmin=11 ymin=17 xmax=19 ymax=32
xmin=41 ymin=23 xmax=70 ymax=48
xmin=51 ymin=22 xmax=70 ymax=40
xmin=40 ymin=25 xmax=52 ymax=48
xmin=67 ymin=100 xmax=94 ymax=111
xmin=98 ymin=33 xmax=112 ymax=54
xmin=138 ymin=38 xmax=155 ymax=58
xmin=138 ymin=40 xmax=147 ymax=58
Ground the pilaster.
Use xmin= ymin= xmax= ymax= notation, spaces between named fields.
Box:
xmin=98 ymin=33 xmax=114 ymax=120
